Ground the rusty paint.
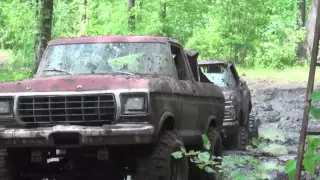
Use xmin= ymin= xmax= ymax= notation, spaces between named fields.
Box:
xmin=0 ymin=75 xmax=149 ymax=93
xmin=0 ymin=36 xmax=226 ymax=151
xmin=49 ymin=35 xmax=170 ymax=46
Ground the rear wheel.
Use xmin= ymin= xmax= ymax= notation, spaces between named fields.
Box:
xmin=134 ymin=131 xmax=189 ymax=180
xmin=190 ymin=127 xmax=223 ymax=180
xmin=236 ymin=126 xmax=249 ymax=150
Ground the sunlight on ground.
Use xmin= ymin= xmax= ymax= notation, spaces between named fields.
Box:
xmin=261 ymin=144 xmax=288 ymax=156
xmin=258 ymin=126 xmax=285 ymax=142
xmin=0 ymin=50 xmax=9 ymax=63
xmin=237 ymin=66 xmax=320 ymax=83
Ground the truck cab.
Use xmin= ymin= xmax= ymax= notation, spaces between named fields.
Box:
xmin=0 ymin=35 xmax=225 ymax=180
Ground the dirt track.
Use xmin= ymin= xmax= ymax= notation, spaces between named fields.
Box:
xmin=223 ymin=79 xmax=320 ymax=179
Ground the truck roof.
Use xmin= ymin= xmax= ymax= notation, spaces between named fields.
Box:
xmin=48 ymin=35 xmax=180 ymax=46
xmin=198 ymin=60 xmax=234 ymax=66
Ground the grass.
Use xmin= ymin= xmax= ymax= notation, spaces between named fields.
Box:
xmin=1 ymin=66 xmax=318 ymax=83
xmin=0 ymin=47 xmax=318 ymax=83
xmin=237 ymin=66 xmax=320 ymax=83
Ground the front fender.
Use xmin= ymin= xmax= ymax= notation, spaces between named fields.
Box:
xmin=154 ymin=111 xmax=175 ymax=140
xmin=204 ymin=115 xmax=220 ymax=133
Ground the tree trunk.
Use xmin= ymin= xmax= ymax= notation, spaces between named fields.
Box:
xmin=298 ymin=0 xmax=306 ymax=27
xmin=128 ymin=0 xmax=135 ymax=32
xmin=301 ymin=0 xmax=318 ymax=61
xmin=296 ymin=0 xmax=306 ymax=61
xmin=35 ymin=0 xmax=54 ymax=71
xmin=80 ymin=0 xmax=87 ymax=35
xmin=34 ymin=0 xmax=40 ymax=72
xmin=159 ymin=0 xmax=167 ymax=35
xmin=160 ymin=0 xmax=167 ymax=19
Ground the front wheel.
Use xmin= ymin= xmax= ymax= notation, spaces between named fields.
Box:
xmin=248 ymin=114 xmax=259 ymax=140
xmin=190 ymin=127 xmax=223 ymax=180
xmin=0 ymin=149 xmax=20 ymax=180
xmin=134 ymin=131 xmax=189 ymax=180
xmin=206 ymin=127 xmax=223 ymax=180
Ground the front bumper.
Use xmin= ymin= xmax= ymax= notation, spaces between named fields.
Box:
xmin=0 ymin=123 xmax=154 ymax=148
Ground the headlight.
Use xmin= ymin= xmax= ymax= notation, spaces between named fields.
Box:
xmin=121 ymin=94 xmax=147 ymax=114
xmin=0 ymin=100 xmax=11 ymax=114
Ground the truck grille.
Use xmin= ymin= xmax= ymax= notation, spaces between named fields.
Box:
xmin=17 ymin=94 xmax=116 ymax=124
xmin=224 ymin=101 xmax=235 ymax=121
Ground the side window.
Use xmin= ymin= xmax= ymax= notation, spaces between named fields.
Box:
xmin=229 ymin=65 xmax=240 ymax=84
xmin=170 ymin=44 xmax=189 ymax=80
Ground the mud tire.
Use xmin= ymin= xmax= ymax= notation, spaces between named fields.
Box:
xmin=189 ymin=127 xmax=223 ymax=180
xmin=0 ymin=149 xmax=17 ymax=180
xmin=134 ymin=131 xmax=189 ymax=180
xmin=237 ymin=126 xmax=249 ymax=151
xmin=248 ymin=114 xmax=259 ymax=140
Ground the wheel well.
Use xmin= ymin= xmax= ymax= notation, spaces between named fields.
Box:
xmin=239 ymin=110 xmax=245 ymax=126
xmin=161 ymin=116 xmax=175 ymax=131
xmin=209 ymin=119 xmax=215 ymax=127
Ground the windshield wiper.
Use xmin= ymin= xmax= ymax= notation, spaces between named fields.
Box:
xmin=113 ymin=71 xmax=134 ymax=75
xmin=43 ymin=68 xmax=73 ymax=75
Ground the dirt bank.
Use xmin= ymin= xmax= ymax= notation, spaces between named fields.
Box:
xmin=223 ymin=79 xmax=320 ymax=180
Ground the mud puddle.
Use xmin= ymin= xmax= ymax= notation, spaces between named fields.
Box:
xmin=222 ymin=79 xmax=320 ymax=180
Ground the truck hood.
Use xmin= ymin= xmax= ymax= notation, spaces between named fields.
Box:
xmin=0 ymin=75 xmax=150 ymax=93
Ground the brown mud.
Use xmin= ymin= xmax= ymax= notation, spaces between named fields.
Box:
xmin=223 ymin=79 xmax=320 ymax=180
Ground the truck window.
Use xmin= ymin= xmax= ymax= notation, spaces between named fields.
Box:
xmin=170 ymin=44 xmax=189 ymax=80
xmin=229 ymin=65 xmax=240 ymax=85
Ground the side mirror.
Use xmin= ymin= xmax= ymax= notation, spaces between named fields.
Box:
xmin=239 ymin=80 xmax=244 ymax=87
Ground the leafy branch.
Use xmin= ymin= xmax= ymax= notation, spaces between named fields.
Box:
xmin=172 ymin=134 xmax=223 ymax=174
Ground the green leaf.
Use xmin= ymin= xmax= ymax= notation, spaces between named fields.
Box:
xmin=311 ymin=91 xmax=320 ymax=101
xmin=231 ymin=171 xmax=249 ymax=180
xmin=172 ymin=151 xmax=183 ymax=159
xmin=303 ymin=154 xmax=316 ymax=176
xmin=204 ymin=166 xmax=216 ymax=173
xmin=310 ymin=107 xmax=320 ymax=119
xmin=180 ymin=147 xmax=187 ymax=154
xmin=201 ymin=134 xmax=211 ymax=150
xmin=190 ymin=156 xmax=202 ymax=164
xmin=251 ymin=137 xmax=260 ymax=147
xmin=186 ymin=150 xmax=200 ymax=156
xmin=197 ymin=152 xmax=211 ymax=163
xmin=313 ymin=153 xmax=320 ymax=164
xmin=285 ymin=159 xmax=296 ymax=180
xmin=215 ymin=156 xmax=223 ymax=159
xmin=313 ymin=137 xmax=320 ymax=148
xmin=197 ymin=163 xmax=205 ymax=169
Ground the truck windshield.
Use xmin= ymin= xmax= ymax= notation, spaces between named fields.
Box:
xmin=199 ymin=64 xmax=234 ymax=88
xmin=36 ymin=42 xmax=175 ymax=77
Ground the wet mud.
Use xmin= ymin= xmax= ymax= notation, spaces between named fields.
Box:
xmin=223 ymin=79 xmax=320 ymax=180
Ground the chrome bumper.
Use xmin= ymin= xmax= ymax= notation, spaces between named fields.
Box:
xmin=0 ymin=123 xmax=154 ymax=148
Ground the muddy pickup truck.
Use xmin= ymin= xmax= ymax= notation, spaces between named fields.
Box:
xmin=198 ymin=60 xmax=258 ymax=150
xmin=0 ymin=35 xmax=225 ymax=180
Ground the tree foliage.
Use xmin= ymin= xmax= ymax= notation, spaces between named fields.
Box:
xmin=0 ymin=0 xmax=311 ymax=81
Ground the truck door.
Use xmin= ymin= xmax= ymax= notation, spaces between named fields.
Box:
xmin=229 ymin=64 xmax=248 ymax=124
xmin=170 ymin=43 xmax=199 ymax=143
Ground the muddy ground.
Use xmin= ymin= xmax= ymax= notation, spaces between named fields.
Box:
xmin=223 ymin=79 xmax=320 ymax=180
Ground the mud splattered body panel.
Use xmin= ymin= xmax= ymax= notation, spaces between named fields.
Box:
xmin=198 ymin=60 xmax=252 ymax=134
xmin=0 ymin=36 xmax=225 ymax=148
